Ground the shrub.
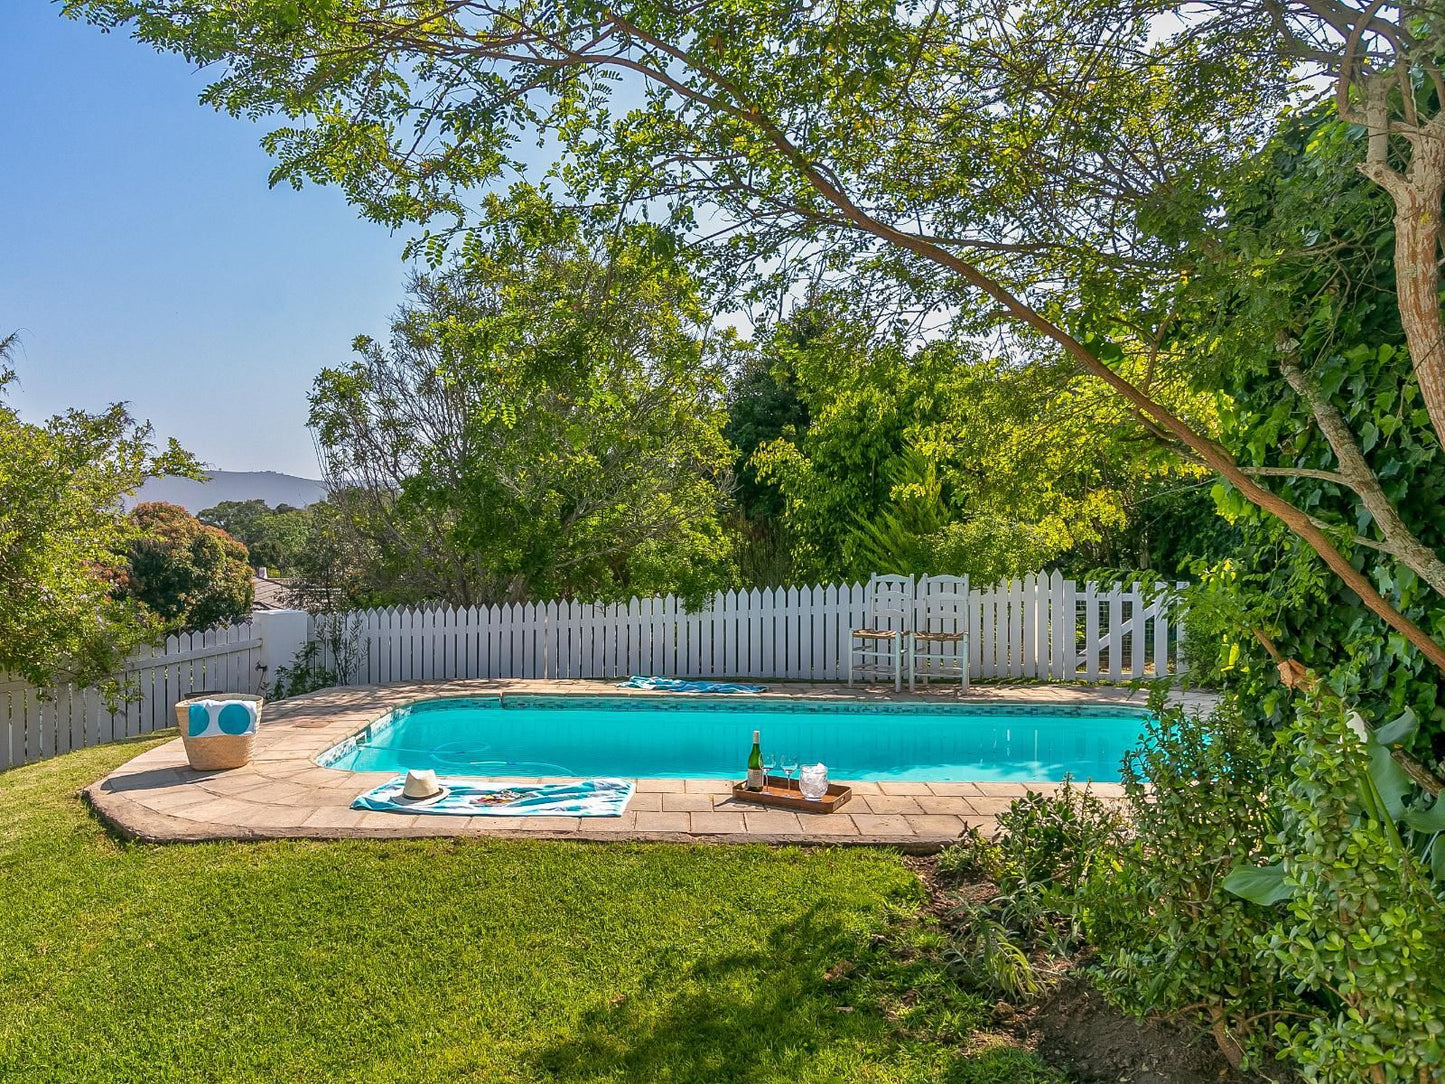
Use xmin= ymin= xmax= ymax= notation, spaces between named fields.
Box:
xmin=991 ymin=778 xmax=1123 ymax=897
xmin=939 ymin=777 xmax=1123 ymax=893
xmin=1081 ymin=688 xmax=1445 ymax=1079
xmin=939 ymin=778 xmax=1124 ymax=1001
xmin=935 ymin=824 xmax=1005 ymax=882
xmin=1237 ymin=696 xmax=1445 ymax=1082
xmin=1077 ymin=694 xmax=1292 ymax=1070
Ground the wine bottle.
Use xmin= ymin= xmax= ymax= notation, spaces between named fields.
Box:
xmin=747 ymin=730 xmax=765 ymax=791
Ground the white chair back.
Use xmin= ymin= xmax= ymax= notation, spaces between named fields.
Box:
xmin=867 ymin=573 xmax=915 ymax=632
xmin=917 ymin=574 xmax=970 ymax=637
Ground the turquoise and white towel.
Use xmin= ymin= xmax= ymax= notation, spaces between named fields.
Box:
xmin=351 ymin=777 xmax=635 ymax=817
xmin=186 ymin=699 xmax=258 ymax=738
xmin=616 ymin=675 xmax=766 ymax=694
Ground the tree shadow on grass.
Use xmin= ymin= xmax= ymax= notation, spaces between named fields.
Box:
xmin=524 ymin=902 xmax=1035 ymax=1084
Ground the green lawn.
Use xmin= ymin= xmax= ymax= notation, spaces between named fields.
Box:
xmin=0 ymin=738 xmax=1061 ymax=1083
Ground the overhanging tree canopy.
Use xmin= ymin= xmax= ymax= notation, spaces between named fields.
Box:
xmin=65 ymin=0 xmax=1445 ymax=669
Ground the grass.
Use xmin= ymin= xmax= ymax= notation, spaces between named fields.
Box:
xmin=0 ymin=738 xmax=1063 ymax=1083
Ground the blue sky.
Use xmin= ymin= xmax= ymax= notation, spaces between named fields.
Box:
xmin=0 ymin=2 xmax=410 ymax=477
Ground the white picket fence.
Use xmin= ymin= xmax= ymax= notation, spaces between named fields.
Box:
xmin=1 ymin=575 xmax=1185 ymax=773
xmin=1 ymin=623 xmax=263 ymax=772
xmin=316 ymin=574 xmax=1186 ymax=687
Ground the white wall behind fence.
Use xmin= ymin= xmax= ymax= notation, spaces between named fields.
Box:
xmin=317 ymin=574 xmax=1186 ymax=688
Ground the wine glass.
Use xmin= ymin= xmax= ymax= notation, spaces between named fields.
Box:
xmin=763 ymin=751 xmax=777 ymax=787
xmin=781 ymin=751 xmax=800 ymax=791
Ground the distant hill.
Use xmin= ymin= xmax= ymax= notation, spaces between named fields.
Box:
xmin=127 ymin=470 xmax=328 ymax=513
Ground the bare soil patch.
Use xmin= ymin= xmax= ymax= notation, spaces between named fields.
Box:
xmin=909 ymin=856 xmax=1256 ymax=1084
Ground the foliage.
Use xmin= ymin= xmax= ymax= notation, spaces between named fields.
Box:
xmin=69 ymin=0 xmax=1300 ymax=600
xmin=723 ymin=317 xmax=809 ymax=527
xmin=722 ymin=311 xmax=811 ymax=585
xmin=307 ymin=188 xmax=734 ymax=607
xmin=935 ymin=825 xmax=1007 ymax=884
xmin=0 ymin=340 xmax=197 ymax=689
xmin=938 ymin=779 xmax=1123 ymax=1001
xmin=271 ymin=496 xmax=377 ymax=612
xmin=68 ymin=0 xmax=1445 ymax=684
xmin=738 ymin=304 xmax=1214 ymax=584
xmin=990 ymin=780 xmax=1124 ymax=896
xmin=64 ymin=0 xmax=1283 ymax=321
xmin=1076 ymin=688 xmax=1445 ymax=1078
xmin=1163 ymin=107 xmax=1445 ymax=757
xmin=198 ymin=498 xmax=314 ymax=575
xmin=0 ymin=738 xmax=1062 ymax=1083
xmin=945 ymin=914 xmax=1042 ymax=1002
xmin=1078 ymin=695 xmax=1289 ymax=1069
xmin=1221 ymin=695 xmax=1445 ymax=1081
xmin=118 ymin=502 xmax=253 ymax=633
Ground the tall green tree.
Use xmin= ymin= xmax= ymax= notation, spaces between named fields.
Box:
xmin=308 ymin=189 xmax=734 ymax=605
xmin=733 ymin=302 xmax=1215 ymax=584
xmin=119 ymin=502 xmax=255 ymax=632
xmin=0 ymin=333 xmax=197 ymax=688
xmin=199 ymin=498 xmax=313 ymax=574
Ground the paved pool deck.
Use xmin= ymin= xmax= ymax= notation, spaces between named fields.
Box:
xmin=85 ymin=680 xmax=1213 ymax=851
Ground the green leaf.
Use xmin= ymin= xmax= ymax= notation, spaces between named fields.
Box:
xmin=1366 ymin=741 xmax=1414 ymax=820
xmin=1373 ymin=707 xmax=1418 ymax=747
xmin=1222 ymin=863 xmax=1293 ymax=905
xmin=1402 ymin=797 xmax=1445 ymax=833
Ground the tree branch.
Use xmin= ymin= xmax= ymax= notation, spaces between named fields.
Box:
xmin=1279 ymin=344 xmax=1445 ymax=596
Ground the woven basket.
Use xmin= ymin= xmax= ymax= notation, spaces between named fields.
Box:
xmin=175 ymin=694 xmax=265 ymax=771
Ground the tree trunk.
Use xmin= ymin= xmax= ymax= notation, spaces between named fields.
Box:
xmin=1362 ymin=124 xmax=1445 ymax=451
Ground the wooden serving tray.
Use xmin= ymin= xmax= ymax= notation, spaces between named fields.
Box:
xmin=731 ymin=774 xmax=852 ymax=813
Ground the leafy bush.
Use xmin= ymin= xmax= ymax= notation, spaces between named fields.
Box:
xmin=1227 ymin=696 xmax=1445 ymax=1082
xmin=1080 ymin=689 xmax=1445 ymax=1079
xmin=939 ymin=779 xmax=1123 ymax=1001
xmin=1078 ymin=695 xmax=1290 ymax=1069
xmin=935 ymin=825 xmax=1005 ymax=883
xmin=991 ymin=779 xmax=1123 ymax=896
xmin=939 ymin=778 xmax=1123 ymax=892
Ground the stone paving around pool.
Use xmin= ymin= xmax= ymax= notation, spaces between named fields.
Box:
xmin=86 ymin=680 xmax=1214 ymax=851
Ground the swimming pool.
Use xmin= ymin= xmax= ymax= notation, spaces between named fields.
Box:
xmin=318 ymin=695 xmax=1148 ymax=783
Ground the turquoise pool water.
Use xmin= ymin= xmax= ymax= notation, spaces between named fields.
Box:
xmin=319 ymin=696 xmax=1148 ymax=783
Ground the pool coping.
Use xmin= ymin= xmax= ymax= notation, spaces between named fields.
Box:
xmin=85 ymin=680 xmax=1215 ymax=851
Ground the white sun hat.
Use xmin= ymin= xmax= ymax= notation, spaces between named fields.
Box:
xmin=400 ymin=769 xmax=448 ymax=803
